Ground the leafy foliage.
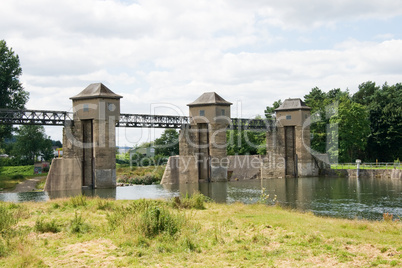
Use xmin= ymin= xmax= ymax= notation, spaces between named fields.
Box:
xmin=0 ymin=40 xmax=29 ymax=147
xmin=264 ymin=99 xmax=282 ymax=120
xmin=227 ymin=130 xmax=266 ymax=155
xmin=352 ymin=82 xmax=402 ymax=161
xmin=329 ymin=96 xmax=370 ymax=162
xmin=11 ymin=125 xmax=54 ymax=164
xmin=154 ymin=129 xmax=179 ymax=156
xmin=302 ymin=82 xmax=401 ymax=162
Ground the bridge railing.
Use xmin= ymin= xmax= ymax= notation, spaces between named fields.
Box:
xmin=117 ymin=114 xmax=190 ymax=128
xmin=0 ymin=109 xmax=274 ymax=131
xmin=0 ymin=109 xmax=73 ymax=126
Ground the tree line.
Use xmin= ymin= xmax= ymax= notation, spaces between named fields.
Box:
xmin=301 ymin=82 xmax=401 ymax=163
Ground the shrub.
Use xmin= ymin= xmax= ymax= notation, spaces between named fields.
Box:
xmin=171 ymin=193 xmax=208 ymax=210
xmin=70 ymin=212 xmax=90 ymax=234
xmin=96 ymin=198 xmax=113 ymax=210
xmin=34 ymin=218 xmax=60 ymax=233
xmin=11 ymin=174 xmax=24 ymax=180
xmin=69 ymin=194 xmax=87 ymax=208
xmin=140 ymin=206 xmax=182 ymax=237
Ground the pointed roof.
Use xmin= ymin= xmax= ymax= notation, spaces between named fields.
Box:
xmin=275 ymin=98 xmax=311 ymax=111
xmin=187 ymin=92 xmax=232 ymax=107
xmin=70 ymin=83 xmax=122 ymax=100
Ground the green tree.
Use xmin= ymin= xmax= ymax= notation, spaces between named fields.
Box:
xmin=264 ymin=100 xmax=282 ymax=120
xmin=353 ymin=82 xmax=402 ymax=161
xmin=11 ymin=125 xmax=53 ymax=164
xmin=329 ymin=96 xmax=370 ymax=162
xmin=304 ymin=87 xmax=331 ymax=154
xmin=0 ymin=40 xmax=29 ymax=146
xmin=154 ymin=129 xmax=179 ymax=156
xmin=352 ymin=81 xmax=379 ymax=106
xmin=226 ymin=130 xmax=266 ymax=155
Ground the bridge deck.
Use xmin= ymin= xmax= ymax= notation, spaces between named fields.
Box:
xmin=0 ymin=109 xmax=271 ymax=130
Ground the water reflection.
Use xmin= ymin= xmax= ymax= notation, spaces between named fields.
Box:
xmin=0 ymin=177 xmax=401 ymax=221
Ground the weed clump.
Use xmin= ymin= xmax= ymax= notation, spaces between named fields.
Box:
xmin=140 ymin=206 xmax=182 ymax=237
xmin=96 ymin=198 xmax=113 ymax=210
xmin=0 ymin=202 xmax=18 ymax=235
xmin=70 ymin=212 xmax=90 ymax=234
xmin=69 ymin=194 xmax=87 ymax=208
xmin=34 ymin=218 xmax=61 ymax=233
xmin=171 ymin=193 xmax=208 ymax=210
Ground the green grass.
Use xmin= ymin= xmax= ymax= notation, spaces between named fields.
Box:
xmin=331 ymin=164 xmax=402 ymax=170
xmin=0 ymin=165 xmax=35 ymax=176
xmin=0 ymin=165 xmax=44 ymax=190
xmin=116 ymin=165 xmax=166 ymax=185
xmin=0 ymin=196 xmax=400 ymax=267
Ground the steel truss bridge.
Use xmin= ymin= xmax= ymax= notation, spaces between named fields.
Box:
xmin=0 ymin=109 xmax=271 ymax=131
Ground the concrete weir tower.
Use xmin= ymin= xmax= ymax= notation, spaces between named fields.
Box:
xmin=161 ymin=92 xmax=232 ymax=184
xmin=265 ymin=98 xmax=318 ymax=178
xmin=45 ymin=83 xmax=122 ymax=191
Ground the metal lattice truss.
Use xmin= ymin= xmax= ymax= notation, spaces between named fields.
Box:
xmin=117 ymin=114 xmax=190 ymax=128
xmin=0 ymin=109 xmax=271 ymax=131
xmin=0 ymin=109 xmax=73 ymax=126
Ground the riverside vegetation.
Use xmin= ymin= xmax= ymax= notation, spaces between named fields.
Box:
xmin=0 ymin=165 xmax=40 ymax=190
xmin=0 ymin=164 xmax=165 ymax=191
xmin=0 ymin=194 xmax=401 ymax=267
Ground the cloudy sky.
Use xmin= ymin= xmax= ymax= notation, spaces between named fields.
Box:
xmin=2 ymin=0 xmax=402 ymax=145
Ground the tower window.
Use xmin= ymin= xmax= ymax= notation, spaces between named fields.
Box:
xmin=221 ymin=109 xmax=225 ymax=115
xmin=83 ymin=104 xmax=89 ymax=112
xmin=200 ymin=110 xmax=205 ymax=116
xmin=286 ymin=115 xmax=291 ymax=120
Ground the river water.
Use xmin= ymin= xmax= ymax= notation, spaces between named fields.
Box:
xmin=1 ymin=177 xmax=401 ymax=221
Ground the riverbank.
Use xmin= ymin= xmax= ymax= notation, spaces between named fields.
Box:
xmin=0 ymin=196 xmax=400 ymax=267
xmin=321 ymin=168 xmax=402 ymax=179
xmin=0 ymin=165 xmax=44 ymax=191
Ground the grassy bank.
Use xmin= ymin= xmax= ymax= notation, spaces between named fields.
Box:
xmin=0 ymin=164 xmax=165 ymax=191
xmin=0 ymin=165 xmax=40 ymax=190
xmin=116 ymin=164 xmax=165 ymax=185
xmin=0 ymin=196 xmax=400 ymax=267
xmin=331 ymin=164 xmax=402 ymax=170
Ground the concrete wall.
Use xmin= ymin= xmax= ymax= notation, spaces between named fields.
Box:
xmin=45 ymin=158 xmax=82 ymax=191
xmin=160 ymin=155 xmax=198 ymax=184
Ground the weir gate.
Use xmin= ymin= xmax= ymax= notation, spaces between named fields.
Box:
xmin=0 ymin=83 xmax=319 ymax=191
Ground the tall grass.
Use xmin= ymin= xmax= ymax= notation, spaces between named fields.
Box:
xmin=170 ymin=192 xmax=208 ymax=209
xmin=69 ymin=194 xmax=87 ymax=208
xmin=140 ymin=206 xmax=182 ymax=237
xmin=0 ymin=202 xmax=18 ymax=235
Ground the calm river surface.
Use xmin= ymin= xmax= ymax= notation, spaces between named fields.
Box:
xmin=1 ymin=177 xmax=401 ymax=221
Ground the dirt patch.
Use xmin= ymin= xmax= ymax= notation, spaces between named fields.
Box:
xmin=50 ymin=238 xmax=119 ymax=267
xmin=5 ymin=176 xmax=45 ymax=193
